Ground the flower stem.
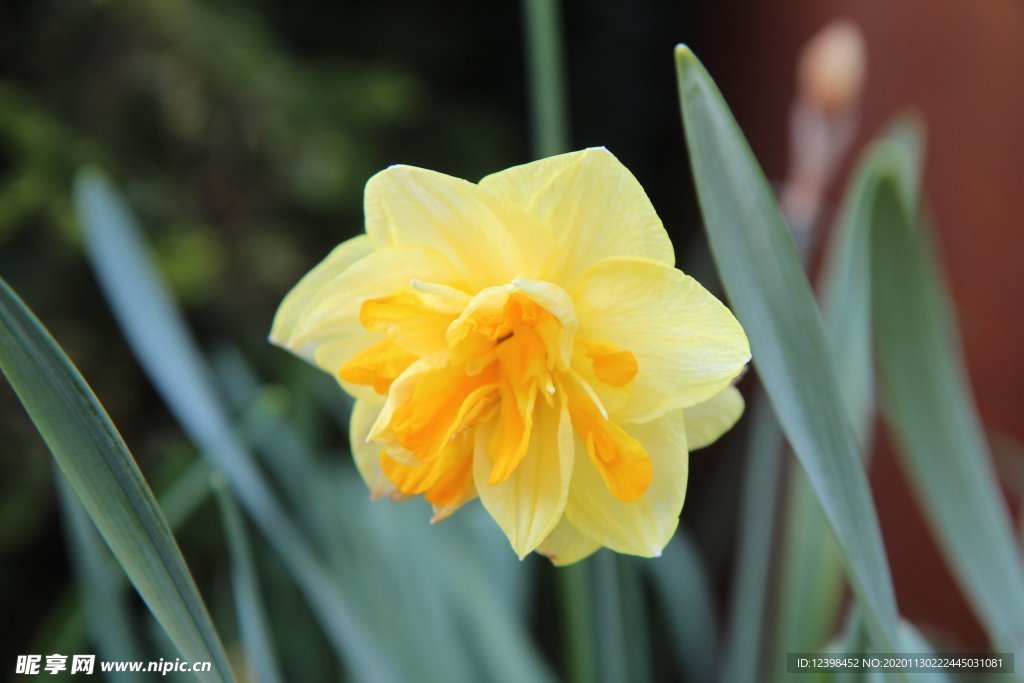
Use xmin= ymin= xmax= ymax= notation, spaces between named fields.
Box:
xmin=522 ymin=0 xmax=569 ymax=157
xmin=558 ymin=562 xmax=597 ymax=683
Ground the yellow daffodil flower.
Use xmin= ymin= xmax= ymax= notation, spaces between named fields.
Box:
xmin=270 ymin=148 xmax=750 ymax=564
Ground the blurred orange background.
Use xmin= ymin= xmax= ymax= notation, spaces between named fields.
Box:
xmin=699 ymin=0 xmax=1024 ymax=647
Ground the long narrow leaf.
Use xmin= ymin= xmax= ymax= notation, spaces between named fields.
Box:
xmin=646 ymin=533 xmax=719 ymax=682
xmin=0 ymin=277 xmax=235 ymax=683
xmin=774 ymin=124 xmax=924 ymax=678
xmin=617 ymin=558 xmax=652 ymax=683
xmin=593 ymin=554 xmax=628 ymax=683
xmin=74 ymin=168 xmax=403 ymax=683
xmin=31 ymin=456 xmax=213 ymax=662
xmin=212 ymin=478 xmax=283 ymax=683
xmin=55 ymin=475 xmax=151 ymax=683
xmin=558 ymin=563 xmax=597 ymax=683
xmin=674 ymin=45 xmax=903 ymax=653
xmin=872 ymin=173 xmax=1024 ymax=655
xmin=719 ymin=393 xmax=785 ymax=683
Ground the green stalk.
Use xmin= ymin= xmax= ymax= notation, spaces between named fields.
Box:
xmin=558 ymin=563 xmax=597 ymax=683
xmin=522 ymin=0 xmax=569 ymax=157
xmin=719 ymin=393 xmax=785 ymax=682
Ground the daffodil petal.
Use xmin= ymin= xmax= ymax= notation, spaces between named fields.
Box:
xmin=315 ymin=337 xmax=386 ymax=402
xmin=370 ymin=359 xmax=499 ymax=465
xmin=565 ymin=378 xmax=653 ymax=501
xmin=580 ymin=339 xmax=638 ymax=387
xmin=291 ymin=246 xmax=460 ymax=402
xmin=289 ymin=245 xmax=461 ymax=348
xmin=474 ymin=390 xmax=574 ymax=558
xmin=360 ymin=287 xmax=466 ymax=357
xmin=270 ymin=235 xmax=373 ymax=348
xmin=367 ymin=356 xmax=438 ymax=464
xmin=480 ymin=148 xmax=675 ymax=286
xmin=349 ymin=398 xmax=397 ymax=500
xmin=425 ymin=439 xmax=478 ymax=523
xmin=382 ymin=429 xmax=475 ymax=495
xmin=537 ymin=516 xmax=600 ymax=566
xmin=365 ymin=165 xmax=524 ymax=289
xmin=511 ymin=276 xmax=578 ymax=368
xmin=565 ymin=408 xmax=687 ymax=557
xmin=488 ymin=380 xmax=538 ymax=485
xmin=574 ymin=256 xmax=751 ymax=423
xmin=684 ymin=385 xmax=745 ymax=450
xmin=338 ymin=338 xmax=418 ymax=395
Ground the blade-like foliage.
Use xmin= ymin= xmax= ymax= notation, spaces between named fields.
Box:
xmin=646 ymin=533 xmax=719 ymax=682
xmin=74 ymin=168 xmax=402 ymax=683
xmin=719 ymin=394 xmax=785 ymax=683
xmin=774 ymin=123 xmax=923 ymax=676
xmin=674 ymin=44 xmax=903 ymax=654
xmin=872 ymin=173 xmax=1024 ymax=656
xmin=593 ymin=554 xmax=628 ymax=683
xmin=213 ymin=479 xmax=283 ymax=683
xmin=55 ymin=476 xmax=150 ymax=683
xmin=0 ymin=278 xmax=235 ymax=683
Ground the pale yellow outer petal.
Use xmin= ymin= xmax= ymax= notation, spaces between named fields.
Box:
xmin=537 ymin=515 xmax=600 ymax=566
xmin=269 ymin=235 xmax=373 ymax=348
xmin=474 ymin=390 xmax=574 ymax=558
xmin=349 ymin=398 xmax=397 ymax=499
xmin=684 ymin=385 xmax=745 ymax=451
xmin=365 ymin=165 xmax=528 ymax=289
xmin=479 ymin=147 xmax=675 ymax=287
xmin=565 ymin=408 xmax=688 ymax=557
xmin=573 ymin=256 xmax=751 ymax=424
xmin=279 ymin=244 xmax=462 ymax=368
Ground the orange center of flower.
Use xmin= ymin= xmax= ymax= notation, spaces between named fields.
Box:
xmin=338 ymin=280 xmax=653 ymax=504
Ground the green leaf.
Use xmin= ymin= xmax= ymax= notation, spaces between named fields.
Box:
xmin=159 ymin=458 xmax=214 ymax=531
xmin=55 ymin=476 xmax=151 ymax=683
xmin=616 ymin=558 xmax=653 ymax=683
xmin=719 ymin=394 xmax=785 ymax=683
xmin=212 ymin=478 xmax=283 ymax=683
xmin=31 ymin=456 xmax=213 ymax=663
xmin=0 ymin=277 xmax=235 ymax=683
xmin=820 ymin=122 xmax=922 ymax=443
xmin=774 ymin=123 xmax=924 ymax=677
xmin=871 ymin=172 xmax=1024 ymax=655
xmin=593 ymin=554 xmax=628 ymax=683
xmin=774 ymin=471 xmax=844 ymax=679
xmin=646 ymin=533 xmax=719 ymax=682
xmin=74 ymin=168 xmax=403 ymax=683
xmin=674 ymin=44 xmax=902 ymax=653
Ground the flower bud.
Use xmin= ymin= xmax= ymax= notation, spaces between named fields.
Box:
xmin=798 ymin=20 xmax=867 ymax=115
